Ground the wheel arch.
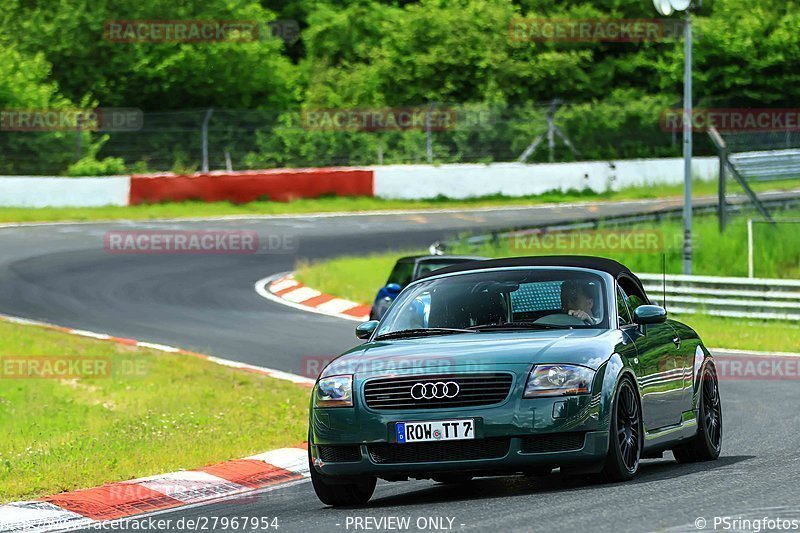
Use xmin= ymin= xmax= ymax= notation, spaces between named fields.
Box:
xmin=598 ymin=353 xmax=642 ymax=429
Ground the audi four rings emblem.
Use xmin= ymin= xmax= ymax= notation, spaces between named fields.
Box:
xmin=410 ymin=381 xmax=460 ymax=399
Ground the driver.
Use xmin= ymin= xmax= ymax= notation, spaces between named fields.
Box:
xmin=560 ymin=279 xmax=600 ymax=325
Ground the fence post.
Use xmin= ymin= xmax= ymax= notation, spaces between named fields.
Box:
xmin=708 ymin=127 xmax=728 ymax=232
xmin=201 ymin=108 xmax=214 ymax=173
xmin=75 ymin=115 xmax=83 ymax=160
xmin=747 ymin=218 xmax=754 ymax=278
xmin=718 ymin=143 xmax=727 ymax=232
xmin=425 ymin=103 xmax=434 ymax=164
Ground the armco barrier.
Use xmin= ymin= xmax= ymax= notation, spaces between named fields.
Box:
xmin=129 ymin=168 xmax=373 ymax=204
xmin=638 ymin=273 xmax=800 ymax=321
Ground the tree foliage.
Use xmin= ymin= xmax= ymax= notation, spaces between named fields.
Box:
xmin=0 ymin=0 xmax=797 ymax=173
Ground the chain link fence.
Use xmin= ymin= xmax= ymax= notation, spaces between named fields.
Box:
xmin=0 ymin=101 xmax=766 ymax=176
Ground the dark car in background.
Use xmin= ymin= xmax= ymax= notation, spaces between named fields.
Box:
xmin=369 ymin=255 xmax=484 ymax=320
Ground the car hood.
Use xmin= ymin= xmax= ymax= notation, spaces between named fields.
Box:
xmin=321 ymin=329 xmax=624 ymax=378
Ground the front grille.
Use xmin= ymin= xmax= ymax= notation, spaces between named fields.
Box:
xmin=318 ymin=445 xmax=362 ymax=463
xmin=363 ymin=373 xmax=514 ymax=410
xmin=368 ymin=438 xmax=510 ymax=464
xmin=520 ymin=432 xmax=585 ymax=453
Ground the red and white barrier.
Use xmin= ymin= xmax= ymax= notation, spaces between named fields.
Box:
xmin=0 ymin=157 xmax=719 ymax=207
xmin=129 ymin=167 xmax=373 ymax=205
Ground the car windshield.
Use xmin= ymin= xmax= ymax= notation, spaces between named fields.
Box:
xmin=376 ymin=268 xmax=608 ymax=338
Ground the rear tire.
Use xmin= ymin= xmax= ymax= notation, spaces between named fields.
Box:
xmin=596 ymin=376 xmax=642 ymax=482
xmin=672 ymin=365 xmax=722 ymax=463
xmin=308 ymin=446 xmax=376 ymax=506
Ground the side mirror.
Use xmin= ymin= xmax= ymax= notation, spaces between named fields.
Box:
xmin=385 ymin=283 xmax=402 ymax=293
xmin=355 ymin=320 xmax=379 ymax=339
xmin=633 ymin=305 xmax=667 ymax=325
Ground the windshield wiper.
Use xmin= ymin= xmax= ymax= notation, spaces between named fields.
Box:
xmin=467 ymin=322 xmax=565 ymax=331
xmin=375 ymin=327 xmax=478 ymax=340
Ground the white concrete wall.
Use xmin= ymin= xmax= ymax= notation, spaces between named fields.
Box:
xmin=373 ymin=157 xmax=719 ymax=199
xmin=0 ymin=176 xmax=131 ymax=207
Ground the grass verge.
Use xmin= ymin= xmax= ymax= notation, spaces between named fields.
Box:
xmin=0 ymin=320 xmax=309 ymax=503
xmin=448 ymin=209 xmax=800 ymax=279
xmin=1 ymin=178 xmax=797 ymax=223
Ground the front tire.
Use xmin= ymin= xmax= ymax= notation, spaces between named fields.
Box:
xmin=597 ymin=376 xmax=642 ymax=482
xmin=308 ymin=446 xmax=376 ymax=506
xmin=672 ymin=365 xmax=722 ymax=463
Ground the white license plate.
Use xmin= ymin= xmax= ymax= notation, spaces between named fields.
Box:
xmin=396 ymin=419 xmax=475 ymax=443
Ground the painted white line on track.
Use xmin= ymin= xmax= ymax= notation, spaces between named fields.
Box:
xmin=68 ymin=329 xmax=112 ymax=340
xmin=135 ymin=341 xmax=181 ymax=352
xmin=0 ymin=312 xmax=315 ymax=387
xmin=206 ymin=356 xmax=315 ymax=385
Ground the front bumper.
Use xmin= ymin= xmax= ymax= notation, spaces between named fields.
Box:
xmin=311 ymin=431 xmax=609 ymax=477
xmin=310 ymin=366 xmax=610 ymax=478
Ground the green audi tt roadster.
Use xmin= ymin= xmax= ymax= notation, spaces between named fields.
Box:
xmin=308 ymin=256 xmax=722 ymax=506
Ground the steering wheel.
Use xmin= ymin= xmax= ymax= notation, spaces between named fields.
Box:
xmin=533 ymin=313 xmax=586 ymax=326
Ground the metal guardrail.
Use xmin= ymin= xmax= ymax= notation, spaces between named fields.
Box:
xmin=439 ymin=191 xmax=800 ymax=251
xmin=639 ymin=273 xmax=800 ymax=321
xmin=729 ymin=149 xmax=800 ymax=182
xmin=432 ymin=193 xmax=800 ymax=321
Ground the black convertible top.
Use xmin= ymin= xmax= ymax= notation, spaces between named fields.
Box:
xmin=419 ymin=255 xmax=637 ymax=280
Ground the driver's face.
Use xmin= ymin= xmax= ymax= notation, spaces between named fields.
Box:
xmin=577 ymin=294 xmax=593 ymax=314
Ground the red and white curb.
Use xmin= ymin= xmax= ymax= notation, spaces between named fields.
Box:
xmin=0 ymin=447 xmax=309 ymax=533
xmin=255 ymin=272 xmax=371 ymax=323
xmin=0 ymin=314 xmax=314 ymax=387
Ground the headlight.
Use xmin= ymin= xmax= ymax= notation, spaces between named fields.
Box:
xmin=524 ymin=364 xmax=595 ymax=397
xmin=315 ymin=375 xmax=353 ymax=407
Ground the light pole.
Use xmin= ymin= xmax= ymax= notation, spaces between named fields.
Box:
xmin=654 ymin=0 xmax=694 ymax=274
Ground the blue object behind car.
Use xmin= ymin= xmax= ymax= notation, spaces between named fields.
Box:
xmin=369 ymin=255 xmax=484 ymax=320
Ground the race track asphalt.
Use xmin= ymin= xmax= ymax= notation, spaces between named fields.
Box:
xmin=1 ymin=196 xmax=797 ymax=532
